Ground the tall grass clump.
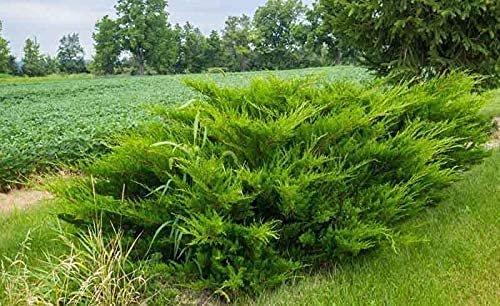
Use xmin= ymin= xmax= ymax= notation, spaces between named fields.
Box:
xmin=51 ymin=73 xmax=492 ymax=298
xmin=0 ymin=224 xmax=151 ymax=305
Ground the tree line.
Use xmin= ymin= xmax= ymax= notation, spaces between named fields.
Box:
xmin=0 ymin=0 xmax=352 ymax=77
xmin=91 ymin=0 xmax=351 ymax=75
xmin=0 ymin=25 xmax=87 ymax=77
xmin=1 ymin=0 xmax=497 ymax=84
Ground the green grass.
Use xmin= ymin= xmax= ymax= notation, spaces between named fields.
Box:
xmin=482 ymin=89 xmax=500 ymax=118
xmin=0 ymin=203 xmax=62 ymax=261
xmin=0 ymin=73 xmax=96 ymax=85
xmin=0 ymin=66 xmax=370 ymax=190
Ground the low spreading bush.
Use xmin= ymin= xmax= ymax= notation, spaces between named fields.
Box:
xmin=52 ymin=73 xmax=492 ymax=298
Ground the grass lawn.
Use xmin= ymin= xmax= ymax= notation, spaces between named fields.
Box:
xmin=483 ymin=89 xmax=500 ymax=118
xmin=0 ymin=203 xmax=63 ymax=263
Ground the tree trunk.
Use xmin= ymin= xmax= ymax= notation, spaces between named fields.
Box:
xmin=335 ymin=51 xmax=343 ymax=65
xmin=136 ymin=49 xmax=145 ymax=75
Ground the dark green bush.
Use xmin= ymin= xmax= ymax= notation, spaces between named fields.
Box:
xmin=52 ymin=73 xmax=492 ymax=297
xmin=320 ymin=0 xmax=500 ymax=87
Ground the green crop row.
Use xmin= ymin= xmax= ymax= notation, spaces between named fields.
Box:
xmin=0 ymin=66 xmax=370 ymax=191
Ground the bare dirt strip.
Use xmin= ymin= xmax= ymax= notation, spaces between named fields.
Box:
xmin=0 ymin=189 xmax=52 ymax=214
xmin=485 ymin=117 xmax=500 ymax=150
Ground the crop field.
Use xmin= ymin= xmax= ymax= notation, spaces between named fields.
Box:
xmin=0 ymin=66 xmax=371 ymax=190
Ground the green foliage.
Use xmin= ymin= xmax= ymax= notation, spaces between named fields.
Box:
xmin=92 ymin=16 xmax=121 ymax=75
xmin=0 ymin=75 xmax=192 ymax=191
xmin=221 ymin=15 xmax=255 ymax=72
xmin=86 ymin=0 xmax=361 ymax=76
xmin=0 ymin=66 xmax=366 ymax=191
xmin=52 ymin=73 xmax=491 ymax=297
xmin=144 ymin=0 xmax=178 ymax=75
xmin=174 ymin=23 xmax=209 ymax=74
xmin=22 ymin=38 xmax=45 ymax=77
xmin=42 ymin=55 xmax=60 ymax=75
xmin=115 ymin=0 xmax=176 ymax=75
xmin=243 ymin=150 xmax=500 ymax=306
xmin=320 ymin=0 xmax=500 ymax=86
xmin=205 ymin=31 xmax=224 ymax=69
xmin=302 ymin=1 xmax=357 ymax=66
xmin=57 ymin=33 xmax=87 ymax=74
xmin=253 ymin=0 xmax=307 ymax=69
xmin=0 ymin=21 xmax=11 ymax=74
xmin=7 ymin=56 xmax=19 ymax=76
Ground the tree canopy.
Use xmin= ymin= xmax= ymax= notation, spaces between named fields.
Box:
xmin=221 ymin=15 xmax=254 ymax=72
xmin=92 ymin=16 xmax=121 ymax=75
xmin=253 ymin=0 xmax=307 ymax=69
xmin=0 ymin=21 xmax=12 ymax=74
xmin=22 ymin=38 xmax=44 ymax=77
xmin=115 ymin=0 xmax=175 ymax=75
xmin=89 ymin=0 xmax=354 ymax=75
xmin=57 ymin=33 xmax=86 ymax=74
xmin=320 ymin=0 xmax=500 ymax=85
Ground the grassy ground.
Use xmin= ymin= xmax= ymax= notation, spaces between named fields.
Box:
xmin=0 ymin=73 xmax=96 ymax=85
xmin=483 ymin=89 xmax=500 ymax=118
xmin=0 ymin=203 xmax=62 ymax=262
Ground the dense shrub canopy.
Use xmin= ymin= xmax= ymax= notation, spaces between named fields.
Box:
xmin=320 ymin=0 xmax=500 ymax=85
xmin=53 ymin=74 xmax=491 ymax=296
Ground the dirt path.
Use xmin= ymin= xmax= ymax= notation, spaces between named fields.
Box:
xmin=0 ymin=190 xmax=53 ymax=214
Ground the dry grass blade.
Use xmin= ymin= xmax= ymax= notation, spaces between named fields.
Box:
xmin=0 ymin=223 xmax=151 ymax=305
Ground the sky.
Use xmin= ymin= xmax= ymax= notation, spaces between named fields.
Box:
xmin=0 ymin=0 xmax=314 ymax=59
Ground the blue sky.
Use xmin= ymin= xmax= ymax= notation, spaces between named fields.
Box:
xmin=0 ymin=0 xmax=313 ymax=59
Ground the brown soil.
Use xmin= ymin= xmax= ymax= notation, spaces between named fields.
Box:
xmin=0 ymin=189 xmax=53 ymax=214
xmin=485 ymin=117 xmax=500 ymax=150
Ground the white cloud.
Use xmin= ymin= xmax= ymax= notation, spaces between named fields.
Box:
xmin=1 ymin=1 xmax=105 ymax=27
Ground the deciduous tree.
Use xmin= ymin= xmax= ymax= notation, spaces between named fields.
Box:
xmin=0 ymin=21 xmax=12 ymax=74
xmin=115 ymin=0 xmax=175 ymax=75
xmin=43 ymin=55 xmax=60 ymax=75
xmin=205 ymin=30 xmax=224 ymax=69
xmin=175 ymin=22 xmax=207 ymax=73
xmin=7 ymin=55 xmax=19 ymax=75
xmin=57 ymin=33 xmax=86 ymax=74
xmin=22 ymin=38 xmax=45 ymax=77
xmin=92 ymin=16 xmax=121 ymax=75
xmin=221 ymin=15 xmax=254 ymax=72
xmin=301 ymin=1 xmax=355 ymax=66
xmin=253 ymin=0 xmax=306 ymax=69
